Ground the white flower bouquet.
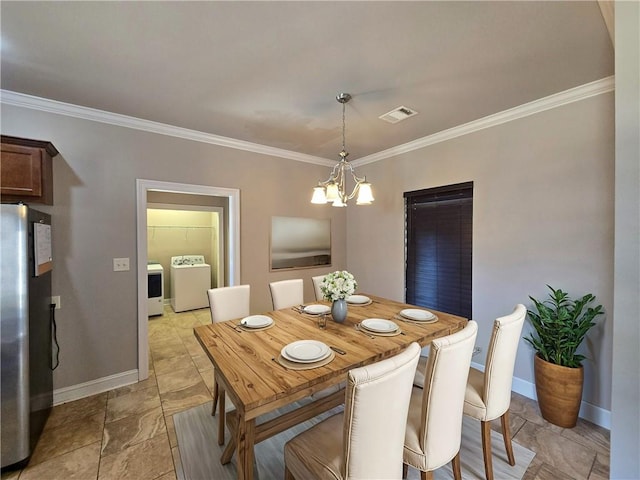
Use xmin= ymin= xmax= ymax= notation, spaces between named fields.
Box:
xmin=320 ymin=270 xmax=357 ymax=301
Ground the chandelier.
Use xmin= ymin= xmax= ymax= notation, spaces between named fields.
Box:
xmin=311 ymin=93 xmax=374 ymax=207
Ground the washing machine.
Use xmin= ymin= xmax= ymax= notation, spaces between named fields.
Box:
xmin=147 ymin=262 xmax=164 ymax=316
xmin=170 ymin=255 xmax=211 ymax=312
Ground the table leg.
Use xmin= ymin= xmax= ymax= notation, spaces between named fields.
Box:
xmin=236 ymin=415 xmax=256 ymax=480
xmin=218 ymin=389 xmax=226 ymax=446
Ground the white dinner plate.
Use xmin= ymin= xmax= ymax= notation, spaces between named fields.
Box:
xmin=361 ymin=318 xmax=398 ymax=333
xmin=303 ymin=304 xmax=331 ymax=315
xmin=240 ymin=315 xmax=273 ymax=328
xmin=347 ymin=295 xmax=371 ymax=304
xmin=399 ymin=309 xmax=436 ymax=322
xmin=282 ymin=340 xmax=331 ymax=363
xmin=281 ymin=348 xmax=332 ymax=364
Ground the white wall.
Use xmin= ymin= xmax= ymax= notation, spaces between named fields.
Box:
xmin=611 ymin=1 xmax=640 ymax=476
xmin=347 ymin=93 xmax=615 ymax=414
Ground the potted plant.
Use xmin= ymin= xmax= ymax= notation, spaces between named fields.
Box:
xmin=524 ymin=285 xmax=604 ymax=427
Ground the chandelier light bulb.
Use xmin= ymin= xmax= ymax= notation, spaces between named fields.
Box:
xmin=311 ymin=186 xmax=328 ymax=204
xmin=325 ymin=183 xmax=340 ymax=202
xmin=356 ymin=182 xmax=374 ymax=205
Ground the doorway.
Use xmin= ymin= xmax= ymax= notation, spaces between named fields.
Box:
xmin=136 ymin=179 xmax=240 ymax=380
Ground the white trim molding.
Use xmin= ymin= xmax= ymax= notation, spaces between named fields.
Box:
xmin=470 ymin=361 xmax=611 ymax=430
xmin=0 ymin=89 xmax=335 ymax=167
xmin=352 ymin=76 xmax=615 ymax=167
xmin=53 ymin=370 xmax=138 ymax=406
xmin=2 ymin=76 xmax=614 ymax=169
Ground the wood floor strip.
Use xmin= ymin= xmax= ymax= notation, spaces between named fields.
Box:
xmin=174 ymin=401 xmax=536 ymax=480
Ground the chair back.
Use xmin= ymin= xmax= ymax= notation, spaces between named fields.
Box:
xmin=418 ymin=321 xmax=478 ymax=469
xmin=269 ymin=279 xmax=303 ymax=310
xmin=342 ymin=343 xmax=421 ymax=479
xmin=312 ymin=275 xmax=326 ymax=301
xmin=482 ymin=304 xmax=526 ymax=419
xmin=207 ymin=285 xmax=250 ymax=323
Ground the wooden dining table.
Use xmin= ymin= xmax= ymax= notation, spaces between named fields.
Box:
xmin=193 ymin=294 xmax=467 ymax=480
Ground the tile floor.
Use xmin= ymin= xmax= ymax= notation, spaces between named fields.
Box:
xmin=1 ymin=306 xmax=610 ymax=480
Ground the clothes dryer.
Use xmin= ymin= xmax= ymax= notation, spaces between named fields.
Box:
xmin=147 ymin=262 xmax=164 ymax=316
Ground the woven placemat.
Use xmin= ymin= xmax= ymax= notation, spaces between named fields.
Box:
xmin=394 ymin=315 xmax=438 ymax=326
xmin=357 ymin=323 xmax=403 ymax=337
xmin=275 ymin=350 xmax=335 ymax=370
xmin=237 ymin=322 xmax=275 ymax=332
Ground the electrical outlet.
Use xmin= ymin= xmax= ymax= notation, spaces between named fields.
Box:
xmin=472 ymin=346 xmax=482 ymax=357
xmin=51 ymin=296 xmax=61 ymax=310
xmin=113 ymin=257 xmax=130 ymax=271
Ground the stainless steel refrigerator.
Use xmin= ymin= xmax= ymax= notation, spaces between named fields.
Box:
xmin=1 ymin=204 xmax=53 ymax=470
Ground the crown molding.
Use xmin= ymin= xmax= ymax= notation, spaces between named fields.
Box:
xmin=352 ymin=76 xmax=615 ymax=167
xmin=1 ymin=76 xmax=613 ymax=169
xmin=0 ymin=90 xmax=336 ymax=167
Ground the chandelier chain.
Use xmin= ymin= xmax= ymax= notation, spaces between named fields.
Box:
xmin=342 ymin=101 xmax=346 ymax=153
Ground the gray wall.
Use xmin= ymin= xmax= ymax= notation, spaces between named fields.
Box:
xmin=347 ymin=93 xmax=615 ymax=412
xmin=611 ymin=1 xmax=640 ymax=476
xmin=0 ymin=105 xmax=347 ymax=389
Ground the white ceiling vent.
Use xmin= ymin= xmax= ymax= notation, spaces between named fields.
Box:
xmin=379 ymin=106 xmax=419 ymax=124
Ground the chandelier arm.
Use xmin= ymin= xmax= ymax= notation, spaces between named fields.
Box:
xmin=337 ymin=163 xmax=347 ymax=202
xmin=343 ymin=161 xmax=366 ymax=184
xmin=317 ymin=162 xmax=342 ymax=186
xmin=345 ymin=180 xmax=365 ymax=201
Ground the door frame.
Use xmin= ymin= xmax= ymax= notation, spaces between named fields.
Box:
xmin=136 ymin=179 xmax=240 ymax=380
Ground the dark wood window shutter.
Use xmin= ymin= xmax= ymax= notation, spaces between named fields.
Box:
xmin=405 ymin=182 xmax=473 ymax=319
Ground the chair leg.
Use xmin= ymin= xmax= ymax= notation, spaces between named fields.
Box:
xmin=420 ymin=470 xmax=433 ymax=480
xmin=284 ymin=466 xmax=295 ymax=480
xmin=501 ymin=411 xmax=516 ymax=466
xmin=451 ymin=452 xmax=462 ymax=480
xmin=481 ymin=420 xmax=494 ymax=480
xmin=212 ymin=380 xmax=219 ymax=416
xmin=217 ymin=389 xmax=226 ymax=446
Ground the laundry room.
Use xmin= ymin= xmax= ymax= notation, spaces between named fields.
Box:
xmin=146 ymin=192 xmax=227 ymax=316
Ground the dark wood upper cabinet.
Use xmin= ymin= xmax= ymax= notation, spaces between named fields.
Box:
xmin=1 ymin=135 xmax=58 ymax=205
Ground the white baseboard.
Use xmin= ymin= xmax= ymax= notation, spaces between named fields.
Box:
xmin=470 ymin=361 xmax=611 ymax=430
xmin=53 ymin=369 xmax=139 ymax=406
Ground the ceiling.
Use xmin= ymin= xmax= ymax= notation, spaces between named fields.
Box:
xmin=0 ymin=1 xmax=613 ymax=162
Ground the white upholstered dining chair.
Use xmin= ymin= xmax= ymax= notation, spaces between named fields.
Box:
xmin=312 ymin=275 xmax=326 ymax=301
xmin=403 ymin=320 xmax=478 ymax=480
xmin=463 ymin=304 xmax=526 ymax=480
xmin=269 ymin=279 xmax=303 ymax=310
xmin=206 ymin=285 xmax=251 ymax=445
xmin=284 ymin=342 xmax=421 ymax=480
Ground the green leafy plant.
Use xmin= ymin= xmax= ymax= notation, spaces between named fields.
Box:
xmin=525 ymin=285 xmax=604 ymax=368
